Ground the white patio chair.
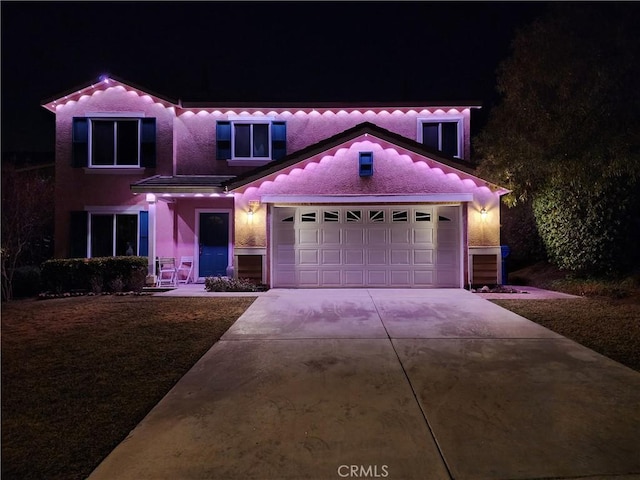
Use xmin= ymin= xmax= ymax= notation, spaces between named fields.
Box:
xmin=176 ymin=256 xmax=194 ymax=284
xmin=157 ymin=257 xmax=177 ymax=287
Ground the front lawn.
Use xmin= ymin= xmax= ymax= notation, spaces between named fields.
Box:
xmin=493 ymin=297 xmax=640 ymax=372
xmin=1 ymin=295 xmax=256 ymax=480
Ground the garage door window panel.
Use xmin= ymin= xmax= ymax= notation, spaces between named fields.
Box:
xmin=415 ymin=211 xmax=432 ymax=222
xmin=301 ymin=212 xmax=317 ymax=222
xmin=392 ymin=210 xmax=408 ymax=222
xmin=346 ymin=210 xmax=362 ymax=222
xmin=323 ymin=211 xmax=340 ymax=222
xmin=369 ymin=210 xmax=385 ymax=222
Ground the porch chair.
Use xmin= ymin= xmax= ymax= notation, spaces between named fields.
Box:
xmin=157 ymin=257 xmax=177 ymax=287
xmin=176 ymin=256 xmax=194 ymax=284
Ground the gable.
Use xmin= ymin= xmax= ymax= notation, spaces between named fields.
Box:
xmin=41 ymin=75 xmax=178 ymax=113
xmin=228 ymin=132 xmax=509 ymax=198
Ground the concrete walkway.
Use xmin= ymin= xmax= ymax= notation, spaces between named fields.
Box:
xmin=89 ymin=289 xmax=640 ymax=480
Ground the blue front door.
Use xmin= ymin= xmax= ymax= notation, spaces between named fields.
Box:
xmin=199 ymin=212 xmax=229 ymax=277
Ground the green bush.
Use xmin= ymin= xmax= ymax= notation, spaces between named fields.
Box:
xmin=41 ymin=257 xmax=148 ymax=293
xmin=500 ymin=200 xmax=547 ymax=272
xmin=204 ymin=276 xmax=266 ymax=292
xmin=532 ymin=176 xmax=640 ymax=277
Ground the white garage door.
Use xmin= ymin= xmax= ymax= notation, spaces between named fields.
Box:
xmin=272 ymin=205 xmax=460 ymax=288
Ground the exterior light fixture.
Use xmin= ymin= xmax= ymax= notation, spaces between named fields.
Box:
xmin=480 ymin=208 xmax=487 ymax=219
xmin=146 ymin=193 xmax=156 ymax=203
xmin=247 ymin=200 xmax=260 ymax=223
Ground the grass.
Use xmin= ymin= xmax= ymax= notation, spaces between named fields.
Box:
xmin=498 ymin=261 xmax=640 ymax=372
xmin=508 ymin=261 xmax=640 ymax=298
xmin=1 ymin=295 xmax=256 ymax=480
xmin=492 ymin=297 xmax=640 ymax=372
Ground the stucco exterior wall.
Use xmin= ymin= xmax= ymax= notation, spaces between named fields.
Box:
xmin=468 ymin=191 xmax=502 ymax=246
xmin=52 ymin=86 xmax=175 ymax=257
xmin=174 ymin=108 xmax=472 ymax=175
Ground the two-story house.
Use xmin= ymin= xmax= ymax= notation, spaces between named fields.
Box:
xmin=42 ymin=75 xmax=508 ymax=288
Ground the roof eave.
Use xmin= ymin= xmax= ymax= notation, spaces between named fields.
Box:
xmin=178 ymin=101 xmax=483 ymax=111
xmin=41 ymin=75 xmax=179 ymax=113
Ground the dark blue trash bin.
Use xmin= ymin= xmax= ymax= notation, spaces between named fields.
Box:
xmin=500 ymin=245 xmax=510 ymax=284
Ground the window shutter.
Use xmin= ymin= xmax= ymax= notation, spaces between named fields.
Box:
xmin=271 ymin=121 xmax=286 ymax=160
xmin=140 ymin=118 xmax=157 ymax=167
xmin=216 ymin=121 xmax=231 ymax=160
xmin=69 ymin=211 xmax=88 ymax=258
xmin=72 ymin=118 xmax=89 ymax=167
xmin=138 ymin=211 xmax=149 ymax=256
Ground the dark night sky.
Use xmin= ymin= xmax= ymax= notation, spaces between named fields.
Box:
xmin=1 ymin=1 xmax=550 ymax=153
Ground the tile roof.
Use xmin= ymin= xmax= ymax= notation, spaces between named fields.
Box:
xmin=131 ymin=175 xmax=235 ymax=194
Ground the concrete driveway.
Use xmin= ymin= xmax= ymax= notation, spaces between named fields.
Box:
xmin=89 ymin=289 xmax=640 ymax=480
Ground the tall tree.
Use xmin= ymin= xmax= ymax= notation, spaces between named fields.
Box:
xmin=475 ymin=4 xmax=640 ymax=276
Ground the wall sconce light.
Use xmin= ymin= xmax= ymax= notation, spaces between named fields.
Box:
xmin=480 ymin=208 xmax=488 ymax=220
xmin=248 ymin=200 xmax=260 ymax=213
xmin=247 ymin=200 xmax=260 ymax=223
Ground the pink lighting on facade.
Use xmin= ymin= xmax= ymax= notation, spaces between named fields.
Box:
xmin=235 ymin=137 xmax=502 ymax=200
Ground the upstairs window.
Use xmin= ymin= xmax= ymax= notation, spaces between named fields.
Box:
xmin=72 ymin=117 xmax=156 ymax=168
xmin=217 ymin=120 xmax=286 ymax=164
xmin=418 ymin=118 xmax=462 ymax=158
xmin=91 ymin=119 xmax=139 ymax=166
xmin=234 ymin=122 xmax=270 ymax=159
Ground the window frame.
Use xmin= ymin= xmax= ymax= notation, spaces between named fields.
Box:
xmin=416 ymin=115 xmax=464 ymax=159
xmin=88 ymin=117 xmax=142 ymax=168
xmin=231 ymin=120 xmax=272 ymax=161
xmin=88 ymin=211 xmax=141 ymax=257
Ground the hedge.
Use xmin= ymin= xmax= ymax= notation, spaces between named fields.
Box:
xmin=40 ymin=256 xmax=148 ymax=293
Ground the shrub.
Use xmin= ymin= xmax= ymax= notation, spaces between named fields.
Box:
xmin=204 ymin=276 xmax=266 ymax=292
xmin=533 ymin=176 xmax=640 ymax=277
xmin=41 ymin=257 xmax=148 ymax=293
xmin=500 ymin=200 xmax=547 ymax=272
xmin=10 ymin=266 xmax=42 ymax=298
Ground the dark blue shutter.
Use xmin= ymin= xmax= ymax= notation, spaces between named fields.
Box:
xmin=216 ymin=121 xmax=231 ymax=160
xmin=140 ymin=118 xmax=156 ymax=167
xmin=359 ymin=152 xmax=373 ymax=177
xmin=271 ymin=121 xmax=286 ymax=160
xmin=138 ymin=211 xmax=149 ymax=256
xmin=72 ymin=118 xmax=89 ymax=167
xmin=69 ymin=211 xmax=88 ymax=258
